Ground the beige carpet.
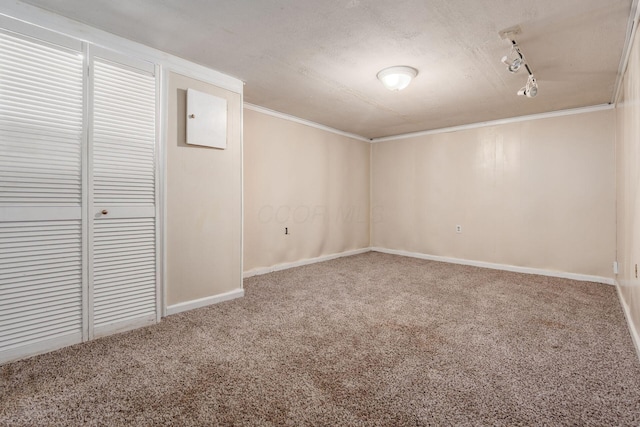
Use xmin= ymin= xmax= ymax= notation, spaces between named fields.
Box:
xmin=1 ymin=252 xmax=639 ymax=426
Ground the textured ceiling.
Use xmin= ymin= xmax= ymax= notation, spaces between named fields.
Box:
xmin=17 ymin=0 xmax=634 ymax=138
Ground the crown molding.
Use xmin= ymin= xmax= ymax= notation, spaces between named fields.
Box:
xmin=243 ymin=103 xmax=370 ymax=142
xmin=371 ymin=104 xmax=614 ymax=143
xmin=245 ymin=103 xmax=614 ymax=144
xmin=613 ymin=0 xmax=640 ymax=105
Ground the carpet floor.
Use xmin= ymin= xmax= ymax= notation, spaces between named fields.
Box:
xmin=1 ymin=252 xmax=639 ymax=426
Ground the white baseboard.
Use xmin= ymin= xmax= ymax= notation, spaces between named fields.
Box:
xmin=166 ymin=289 xmax=245 ymax=316
xmin=370 ymin=247 xmax=615 ymax=285
xmin=93 ymin=314 xmax=156 ymax=339
xmin=0 ymin=332 xmax=83 ymax=366
xmin=243 ymin=248 xmax=371 ymax=278
xmin=615 ymin=281 xmax=640 ymax=362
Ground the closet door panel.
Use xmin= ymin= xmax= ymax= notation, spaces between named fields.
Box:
xmin=0 ymin=29 xmax=84 ymax=363
xmin=90 ymin=54 xmax=157 ymax=337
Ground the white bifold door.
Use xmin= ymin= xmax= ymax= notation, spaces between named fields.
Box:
xmin=0 ymin=22 xmax=159 ymax=364
xmin=89 ymin=50 xmax=158 ymax=339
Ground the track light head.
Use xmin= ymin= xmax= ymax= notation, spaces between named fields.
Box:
xmin=501 ymin=46 xmax=524 ymax=73
xmin=517 ymin=75 xmax=538 ymax=98
xmin=508 ymin=58 xmax=523 ymax=73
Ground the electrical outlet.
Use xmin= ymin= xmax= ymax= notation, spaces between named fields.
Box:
xmin=455 ymin=225 xmax=462 ymax=233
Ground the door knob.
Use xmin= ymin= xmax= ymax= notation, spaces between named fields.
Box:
xmin=101 ymin=209 xmax=108 ymax=215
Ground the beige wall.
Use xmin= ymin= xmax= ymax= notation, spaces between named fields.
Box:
xmin=616 ymin=27 xmax=640 ymax=337
xmin=243 ymin=109 xmax=370 ymax=273
xmin=166 ymin=72 xmax=242 ymax=306
xmin=372 ymin=110 xmax=616 ymax=278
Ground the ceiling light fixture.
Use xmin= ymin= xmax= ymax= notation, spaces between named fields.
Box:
xmin=499 ymin=32 xmax=539 ymax=98
xmin=377 ymin=66 xmax=418 ymax=91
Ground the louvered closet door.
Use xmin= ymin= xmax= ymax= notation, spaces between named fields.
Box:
xmin=90 ymin=50 xmax=158 ymax=338
xmin=0 ymin=26 xmax=85 ymax=363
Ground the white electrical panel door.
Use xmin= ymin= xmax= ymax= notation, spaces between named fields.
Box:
xmin=186 ymin=88 xmax=227 ymax=149
xmin=90 ymin=52 xmax=157 ymax=338
xmin=0 ymin=28 xmax=85 ymax=363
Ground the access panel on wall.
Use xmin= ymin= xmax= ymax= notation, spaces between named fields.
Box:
xmin=0 ymin=20 xmax=159 ymax=364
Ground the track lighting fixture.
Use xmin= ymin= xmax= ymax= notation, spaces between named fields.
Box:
xmin=499 ymin=35 xmax=539 ymax=98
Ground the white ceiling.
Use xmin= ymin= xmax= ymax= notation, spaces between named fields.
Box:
xmin=18 ymin=0 xmax=634 ymax=138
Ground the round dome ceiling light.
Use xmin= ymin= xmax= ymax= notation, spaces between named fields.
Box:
xmin=377 ymin=66 xmax=418 ymax=91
